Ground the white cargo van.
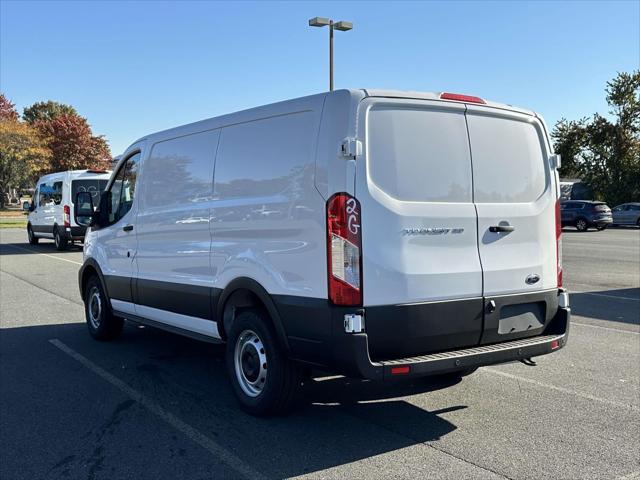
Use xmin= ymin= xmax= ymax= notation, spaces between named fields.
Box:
xmin=76 ymin=89 xmax=570 ymax=415
xmin=27 ymin=169 xmax=111 ymax=250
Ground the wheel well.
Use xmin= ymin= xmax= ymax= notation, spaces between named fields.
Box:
xmin=80 ymin=265 xmax=99 ymax=299
xmin=220 ymin=289 xmax=270 ymax=341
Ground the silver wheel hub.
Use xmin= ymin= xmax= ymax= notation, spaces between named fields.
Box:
xmin=234 ymin=330 xmax=267 ymax=397
xmin=88 ymin=287 xmax=102 ymax=329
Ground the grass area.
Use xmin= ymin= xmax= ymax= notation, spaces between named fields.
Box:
xmin=0 ymin=219 xmax=27 ymax=228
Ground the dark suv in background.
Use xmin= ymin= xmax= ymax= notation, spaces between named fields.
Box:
xmin=561 ymin=200 xmax=613 ymax=231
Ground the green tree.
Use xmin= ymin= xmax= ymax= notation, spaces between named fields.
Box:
xmin=552 ymin=71 xmax=640 ymax=205
xmin=22 ymin=100 xmax=78 ymax=124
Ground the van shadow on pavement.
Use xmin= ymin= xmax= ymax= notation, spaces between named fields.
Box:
xmin=1 ymin=320 xmax=464 ymax=478
xmin=0 ymin=241 xmax=83 ymax=256
xmin=570 ymin=288 xmax=640 ymax=326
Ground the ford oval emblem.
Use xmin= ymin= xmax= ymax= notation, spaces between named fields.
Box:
xmin=526 ymin=274 xmax=540 ymax=285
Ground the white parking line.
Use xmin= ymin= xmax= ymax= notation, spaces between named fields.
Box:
xmin=0 ymin=243 xmax=82 ymax=266
xmin=572 ymin=321 xmax=640 ymax=335
xmin=483 ymin=368 xmax=640 ymax=412
xmin=48 ymin=338 xmax=266 ymax=480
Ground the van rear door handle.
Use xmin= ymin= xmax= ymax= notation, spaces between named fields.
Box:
xmin=123 ymin=225 xmax=134 ymax=232
xmin=489 ymin=225 xmax=515 ymax=233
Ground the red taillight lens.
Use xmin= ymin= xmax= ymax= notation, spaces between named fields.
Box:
xmin=440 ymin=92 xmax=486 ymax=104
xmin=327 ymin=193 xmax=362 ymax=306
xmin=391 ymin=366 xmax=410 ymax=375
xmin=555 ymin=200 xmax=562 ymax=287
xmin=63 ymin=205 xmax=70 ymax=227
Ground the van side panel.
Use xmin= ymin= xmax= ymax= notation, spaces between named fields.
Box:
xmin=211 ymin=107 xmax=326 ymax=303
xmin=135 ymin=130 xmax=220 ymax=321
xmin=314 ymin=89 xmax=365 ymax=199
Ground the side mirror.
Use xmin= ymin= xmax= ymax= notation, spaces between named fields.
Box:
xmin=24 ymin=201 xmax=33 ymax=212
xmin=550 ymin=154 xmax=561 ymax=170
xmin=75 ymin=191 xmax=95 ymax=227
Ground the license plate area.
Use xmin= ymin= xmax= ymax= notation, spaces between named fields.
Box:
xmin=498 ymin=302 xmax=545 ymax=334
xmin=480 ymin=290 xmax=558 ymax=345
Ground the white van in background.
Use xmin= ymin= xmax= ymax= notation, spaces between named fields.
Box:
xmin=76 ymin=89 xmax=570 ymax=415
xmin=27 ymin=169 xmax=111 ymax=250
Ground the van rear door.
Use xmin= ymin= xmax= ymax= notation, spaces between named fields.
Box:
xmin=465 ymin=106 xmax=558 ymax=344
xmin=356 ymin=99 xmax=484 ymax=358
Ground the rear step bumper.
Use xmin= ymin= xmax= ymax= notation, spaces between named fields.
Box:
xmin=336 ymin=305 xmax=570 ymax=381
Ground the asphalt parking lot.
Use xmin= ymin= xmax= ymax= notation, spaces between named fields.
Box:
xmin=0 ymin=227 xmax=638 ymax=480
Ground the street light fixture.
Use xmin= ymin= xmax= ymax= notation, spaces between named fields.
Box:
xmin=308 ymin=17 xmax=353 ymax=91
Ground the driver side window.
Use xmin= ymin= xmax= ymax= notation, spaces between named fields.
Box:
xmin=108 ymin=152 xmax=141 ymax=225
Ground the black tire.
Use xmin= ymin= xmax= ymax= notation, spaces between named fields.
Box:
xmin=27 ymin=225 xmax=39 ymax=245
xmin=226 ymin=310 xmax=302 ymax=416
xmin=575 ymin=218 xmax=588 ymax=232
xmin=54 ymin=227 xmax=68 ymax=251
xmin=84 ymin=275 xmax=123 ymax=340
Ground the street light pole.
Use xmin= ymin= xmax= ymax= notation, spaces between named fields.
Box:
xmin=329 ymin=20 xmax=334 ymax=91
xmin=309 ymin=17 xmax=353 ymax=91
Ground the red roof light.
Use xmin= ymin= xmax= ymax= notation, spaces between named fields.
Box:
xmin=440 ymin=92 xmax=486 ymax=104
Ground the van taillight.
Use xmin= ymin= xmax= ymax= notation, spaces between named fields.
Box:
xmin=556 ymin=200 xmax=563 ymax=287
xmin=64 ymin=205 xmax=70 ymax=227
xmin=326 ymin=193 xmax=362 ymax=306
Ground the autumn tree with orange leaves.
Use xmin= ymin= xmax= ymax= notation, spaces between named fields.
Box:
xmin=0 ymin=94 xmax=51 ymax=207
xmin=0 ymin=94 xmax=112 ymax=206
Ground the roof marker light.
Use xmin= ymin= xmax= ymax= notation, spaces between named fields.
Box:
xmin=440 ymin=92 xmax=486 ymax=104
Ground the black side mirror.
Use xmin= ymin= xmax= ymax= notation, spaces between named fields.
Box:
xmin=25 ymin=201 xmax=34 ymax=212
xmin=75 ymin=191 xmax=95 ymax=227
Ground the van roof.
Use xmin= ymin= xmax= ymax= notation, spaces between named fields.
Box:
xmin=126 ymin=88 xmax=537 ymax=150
xmin=37 ymin=169 xmax=112 ymax=181
xmin=362 ymin=89 xmax=536 ymax=116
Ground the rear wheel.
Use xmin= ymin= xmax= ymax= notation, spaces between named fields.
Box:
xmin=27 ymin=225 xmax=39 ymax=245
xmin=84 ymin=275 xmax=123 ymax=340
xmin=54 ymin=227 xmax=68 ymax=251
xmin=575 ymin=218 xmax=588 ymax=232
xmin=226 ymin=310 xmax=302 ymax=416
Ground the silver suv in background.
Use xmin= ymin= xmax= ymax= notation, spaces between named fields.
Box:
xmin=612 ymin=203 xmax=640 ymax=227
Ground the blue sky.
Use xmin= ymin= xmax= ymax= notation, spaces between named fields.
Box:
xmin=1 ymin=0 xmax=638 ymax=155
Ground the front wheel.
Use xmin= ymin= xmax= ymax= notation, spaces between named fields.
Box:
xmin=84 ymin=275 xmax=123 ymax=340
xmin=575 ymin=218 xmax=588 ymax=232
xmin=226 ymin=310 xmax=302 ymax=416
